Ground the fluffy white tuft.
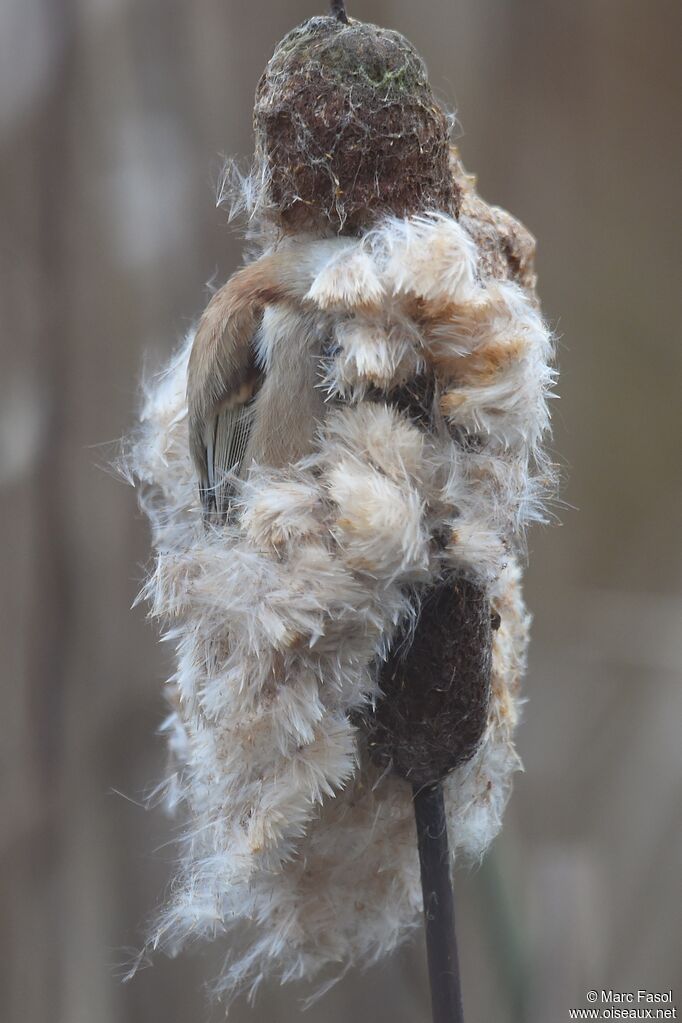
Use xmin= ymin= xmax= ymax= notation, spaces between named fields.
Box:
xmin=128 ymin=209 xmax=554 ymax=1001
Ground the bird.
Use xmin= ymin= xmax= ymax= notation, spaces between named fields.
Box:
xmin=187 ymin=239 xmax=352 ymax=519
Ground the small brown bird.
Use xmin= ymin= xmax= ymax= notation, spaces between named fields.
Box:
xmin=186 ymin=234 xmax=384 ymax=518
xmin=187 ymin=249 xmax=319 ymax=517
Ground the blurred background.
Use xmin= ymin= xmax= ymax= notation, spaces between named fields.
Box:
xmin=2 ymin=0 xmax=681 ymax=1020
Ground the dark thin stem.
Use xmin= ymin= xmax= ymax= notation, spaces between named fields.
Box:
xmin=330 ymin=0 xmax=349 ymax=24
xmin=413 ymin=781 xmax=465 ymax=1023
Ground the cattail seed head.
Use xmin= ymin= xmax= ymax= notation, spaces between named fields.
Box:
xmin=365 ymin=578 xmax=493 ymax=786
xmin=253 ymin=16 xmax=458 ymax=232
xmin=129 ymin=7 xmax=556 ymax=997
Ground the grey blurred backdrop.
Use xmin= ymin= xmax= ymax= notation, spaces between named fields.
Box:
xmin=2 ymin=1 xmax=681 ymax=1021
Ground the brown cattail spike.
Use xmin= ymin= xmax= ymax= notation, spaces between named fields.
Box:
xmin=254 ymin=16 xmax=458 ymax=233
xmin=365 ymin=578 xmax=493 ymax=786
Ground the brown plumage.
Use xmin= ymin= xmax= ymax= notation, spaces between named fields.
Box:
xmin=186 ymin=252 xmax=327 ymax=518
xmin=187 ymin=255 xmax=279 ymax=516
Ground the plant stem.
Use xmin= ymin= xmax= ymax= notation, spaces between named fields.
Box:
xmin=413 ymin=780 xmax=464 ymax=1023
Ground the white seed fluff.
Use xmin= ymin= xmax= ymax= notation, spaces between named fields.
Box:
xmin=128 ymin=202 xmax=554 ymax=1001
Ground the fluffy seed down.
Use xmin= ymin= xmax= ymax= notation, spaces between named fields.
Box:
xmin=128 ymin=163 xmax=554 ymax=1001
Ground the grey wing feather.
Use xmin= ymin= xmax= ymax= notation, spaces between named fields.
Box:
xmin=187 ymin=263 xmax=275 ymax=521
xmin=208 ymin=399 xmax=258 ymax=518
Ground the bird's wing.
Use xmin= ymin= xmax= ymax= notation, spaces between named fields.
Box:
xmin=187 ymin=256 xmax=286 ymax=519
